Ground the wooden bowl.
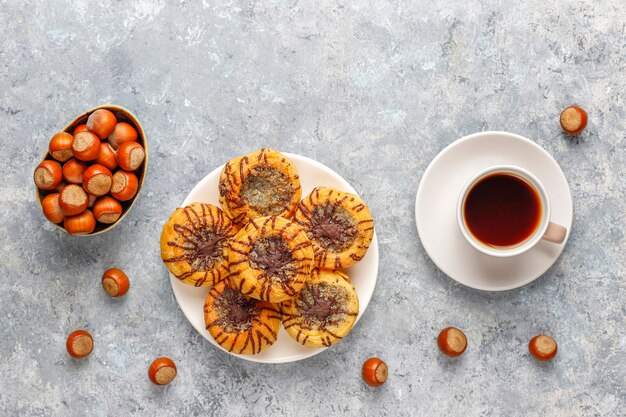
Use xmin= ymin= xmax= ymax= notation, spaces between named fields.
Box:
xmin=36 ymin=105 xmax=148 ymax=236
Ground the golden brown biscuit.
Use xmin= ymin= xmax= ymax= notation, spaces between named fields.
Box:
xmin=204 ymin=280 xmax=281 ymax=355
xmin=294 ymin=186 xmax=374 ymax=269
xmin=229 ymin=216 xmax=314 ymax=303
xmin=160 ymin=203 xmax=237 ymax=287
xmin=219 ymin=149 xmax=301 ymax=225
xmin=281 ymin=269 xmax=359 ymax=348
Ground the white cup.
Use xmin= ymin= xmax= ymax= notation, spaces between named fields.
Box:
xmin=457 ymin=165 xmax=567 ymax=257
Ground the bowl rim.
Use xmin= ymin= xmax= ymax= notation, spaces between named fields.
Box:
xmin=35 ymin=104 xmax=148 ymax=236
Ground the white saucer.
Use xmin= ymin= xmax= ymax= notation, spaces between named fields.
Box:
xmin=415 ymin=132 xmax=572 ymax=291
xmin=169 ymin=153 xmax=379 ymax=363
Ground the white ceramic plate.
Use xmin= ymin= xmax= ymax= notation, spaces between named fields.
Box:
xmin=170 ymin=153 xmax=379 ymax=363
xmin=415 ymin=131 xmax=573 ymax=291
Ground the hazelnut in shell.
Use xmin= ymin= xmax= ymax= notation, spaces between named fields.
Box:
xmin=529 ymin=334 xmax=558 ymax=361
xmin=42 ymin=193 xmax=64 ymax=223
xmin=437 ymin=327 xmax=467 ymax=357
xmin=72 ymin=131 xmax=101 ymax=161
xmin=54 ymin=181 xmax=67 ymax=193
xmin=93 ymin=196 xmax=122 ymax=224
xmin=96 ymin=143 xmax=118 ymax=171
xmin=560 ymin=106 xmax=588 ymax=135
xmin=101 ymin=268 xmax=130 ymax=297
xmin=62 ymin=159 xmax=88 ymax=184
xmin=82 ymin=164 xmax=112 ymax=197
xmin=73 ymin=124 xmax=88 ymax=135
xmin=64 ymin=210 xmax=96 ymax=235
xmin=149 ymin=357 xmax=177 ymax=385
xmin=108 ymin=122 xmax=137 ymax=149
xmin=116 ymin=141 xmax=145 ymax=171
xmin=48 ymin=132 xmax=74 ymax=162
xmin=59 ymin=184 xmax=88 ymax=216
xmin=111 ymin=170 xmax=138 ymax=201
xmin=66 ymin=330 xmax=94 ymax=359
xmin=87 ymin=109 xmax=117 ymax=139
xmin=362 ymin=358 xmax=388 ymax=387
xmin=88 ymin=193 xmax=97 ymax=208
xmin=34 ymin=160 xmax=62 ymax=190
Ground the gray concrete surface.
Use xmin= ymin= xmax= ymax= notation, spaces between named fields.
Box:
xmin=1 ymin=0 xmax=625 ymax=416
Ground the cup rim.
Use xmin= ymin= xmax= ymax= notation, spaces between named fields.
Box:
xmin=456 ymin=165 xmax=550 ymax=257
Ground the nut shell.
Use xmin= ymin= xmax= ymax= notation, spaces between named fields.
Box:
xmin=149 ymin=357 xmax=177 ymax=385
xmin=116 ymin=141 xmax=145 ymax=171
xmin=529 ymin=334 xmax=558 ymax=361
xmin=62 ymin=159 xmax=88 ymax=184
xmin=82 ymin=164 xmax=113 ymax=196
xmin=93 ymin=196 xmax=122 ymax=224
xmin=42 ymin=193 xmax=64 ymax=223
xmin=73 ymin=124 xmax=88 ymax=135
xmin=66 ymin=330 xmax=93 ymax=359
xmin=560 ymin=106 xmax=588 ymax=135
xmin=48 ymin=132 xmax=74 ymax=162
xmin=59 ymin=184 xmax=88 ymax=216
xmin=63 ymin=209 xmax=96 ymax=235
xmin=87 ymin=193 xmax=97 ymax=208
xmin=96 ymin=143 xmax=118 ymax=171
xmin=34 ymin=160 xmax=62 ymax=190
xmin=54 ymin=181 xmax=67 ymax=193
xmin=72 ymin=131 xmax=101 ymax=161
xmin=437 ymin=327 xmax=467 ymax=357
xmin=108 ymin=122 xmax=137 ymax=149
xmin=101 ymin=268 xmax=130 ymax=297
xmin=362 ymin=358 xmax=388 ymax=387
xmin=87 ymin=109 xmax=117 ymax=139
xmin=110 ymin=170 xmax=138 ymax=201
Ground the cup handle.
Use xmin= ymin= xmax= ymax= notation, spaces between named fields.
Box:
xmin=542 ymin=222 xmax=567 ymax=244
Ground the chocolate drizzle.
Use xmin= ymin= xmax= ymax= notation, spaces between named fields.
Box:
xmin=297 ymin=283 xmax=348 ymax=327
xmin=249 ymin=236 xmax=295 ymax=280
xmin=307 ymin=204 xmax=357 ymax=252
xmin=195 ymin=235 xmax=225 ymax=259
xmin=162 ymin=204 xmax=233 ymax=286
xmin=315 ymin=222 xmax=344 ymax=242
xmin=214 ymin=286 xmax=258 ymax=332
xmin=306 ymin=297 xmax=333 ymax=321
xmin=166 ymin=223 xmax=226 ymax=272
xmin=205 ymin=281 xmax=282 ymax=354
xmin=281 ymin=272 xmax=359 ymax=348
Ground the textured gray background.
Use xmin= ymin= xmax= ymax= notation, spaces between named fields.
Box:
xmin=1 ymin=0 xmax=624 ymax=416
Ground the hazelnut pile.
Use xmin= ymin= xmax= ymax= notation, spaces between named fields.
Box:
xmin=34 ymin=109 xmax=145 ymax=235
